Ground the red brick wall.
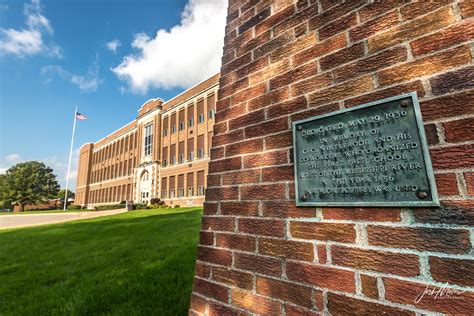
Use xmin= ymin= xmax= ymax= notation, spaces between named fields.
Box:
xmin=190 ymin=1 xmax=474 ymax=314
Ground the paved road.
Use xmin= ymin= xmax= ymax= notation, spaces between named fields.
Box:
xmin=0 ymin=209 xmax=127 ymax=230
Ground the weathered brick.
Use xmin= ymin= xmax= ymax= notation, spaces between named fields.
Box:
xmin=259 ymin=238 xmax=314 ymax=261
xmin=198 ymin=246 xmax=233 ymax=266
xmin=231 ymin=83 xmax=267 ymax=105
xmin=286 ymin=261 xmax=356 ymax=292
xmin=273 ymin=2 xmax=319 ymax=37
xmin=212 ymin=266 xmax=254 ymax=290
xmin=225 ymin=139 xmax=264 ymax=157
xmin=319 ymin=12 xmax=357 ymax=40
xmin=383 ymin=277 xmax=474 ymax=314
xmin=216 ymin=233 xmax=256 ymax=252
xmin=245 ymin=117 xmax=289 ymax=139
xmin=221 ymin=201 xmax=258 ymax=216
xmin=270 ymin=33 xmax=317 ymax=63
xmin=222 ymin=52 xmax=252 ymax=74
xmin=253 ymin=31 xmax=294 ymax=60
xmin=267 ymin=96 xmax=307 ymax=118
xmin=238 ymin=8 xmax=271 ymax=34
xmin=358 ymin=0 xmax=405 ymax=22
xmin=265 ymin=131 xmax=293 ymax=150
xmin=465 ymin=172 xmax=474 ymax=195
xmin=285 ymin=304 xmax=319 ymax=316
xmin=238 ymin=218 xmax=285 ymax=237
xmin=293 ymin=32 xmax=346 ymax=66
xmin=435 ymin=173 xmax=459 ymax=196
xmin=255 ymin=4 xmax=296 ymax=35
xmin=243 ymin=150 xmax=288 ymax=168
xmin=213 ymin=121 xmax=227 ymax=134
xmin=262 ymin=201 xmax=316 ymax=218
xmin=200 ymin=231 xmax=214 ymax=245
xmin=190 ymin=294 xmax=207 ymax=313
xmin=206 ymin=187 xmax=239 ymax=201
xmin=290 ymin=221 xmax=355 ymax=242
xmin=361 ymin=274 xmax=378 ymax=299
xmin=220 ymin=77 xmax=249 ymax=99
xmin=414 ymin=201 xmax=474 ymax=226
xmin=460 ymin=0 xmax=474 ymax=18
xmin=194 ymin=278 xmax=230 ymax=303
xmin=270 ymin=61 xmax=318 ymax=91
xmin=400 ymin=0 xmax=453 ymax=20
xmin=248 ymin=88 xmax=290 ymax=111
xmin=317 ymin=244 xmax=327 ymax=264
xmin=309 ymin=76 xmax=374 ymax=107
xmin=222 ymin=169 xmax=260 ymax=185
xmin=430 ymin=256 xmax=474 ymax=287
xmin=368 ymin=6 xmax=455 ymax=52
xmin=250 ymin=58 xmax=291 ymax=86
xmin=241 ymin=183 xmax=286 ymax=201
xmin=290 ymin=72 xmax=333 ymax=96
xmin=430 ymin=65 xmax=474 ymax=95
xmin=204 ymin=202 xmax=219 ymax=215
xmin=209 ymin=157 xmax=242 ymax=173
xmin=234 ymin=252 xmax=282 ymax=276
xmin=345 ymin=80 xmax=425 ymax=108
xmin=308 ymin=0 xmax=365 ymax=30
xmin=327 ymin=292 xmax=413 ymax=316
xmin=420 ymin=90 xmax=474 ymax=121
xmin=202 ymin=216 xmax=234 ymax=232
xmin=378 ymin=45 xmax=471 ymax=86
xmin=430 ymin=144 xmax=474 ymax=170
xmin=290 ymin=103 xmax=339 ymax=121
xmin=212 ymin=129 xmax=244 ymax=147
xmin=228 ymin=110 xmax=265 ymax=131
xmin=331 ymin=245 xmax=420 ymax=277
xmin=350 ymin=10 xmax=399 ymax=42
xmin=333 ymin=46 xmax=407 ymax=83
xmin=207 ymin=174 xmax=221 ymax=187
xmin=262 ymin=165 xmax=294 ymax=182
xmin=256 ymin=276 xmax=312 ymax=308
xmin=236 ymin=30 xmax=271 ymax=58
xmin=208 ymin=302 xmax=248 ymax=316
xmin=411 ymin=20 xmax=474 ymax=56
xmin=424 ymin=123 xmax=439 ymax=145
xmin=231 ymin=289 xmax=281 ymax=314
xmin=322 ymin=207 xmax=401 ymax=222
xmin=195 ymin=261 xmax=211 ymax=278
xmin=320 ymin=43 xmax=365 ymax=72
xmin=367 ymin=226 xmax=471 ymax=254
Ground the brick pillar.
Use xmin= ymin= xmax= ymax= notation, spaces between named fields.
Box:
xmin=190 ymin=1 xmax=474 ymax=315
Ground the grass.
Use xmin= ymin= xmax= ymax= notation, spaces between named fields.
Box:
xmin=0 ymin=207 xmax=202 ymax=315
xmin=0 ymin=209 xmax=111 ymax=215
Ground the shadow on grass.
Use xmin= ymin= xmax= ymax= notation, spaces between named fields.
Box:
xmin=0 ymin=208 xmax=202 ymax=315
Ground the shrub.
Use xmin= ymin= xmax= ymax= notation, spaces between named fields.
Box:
xmin=150 ymin=198 xmax=165 ymax=206
xmin=95 ymin=204 xmax=125 ymax=211
xmin=67 ymin=204 xmax=81 ymax=210
xmin=133 ymin=203 xmax=149 ymax=210
xmin=174 ymin=205 xmax=180 ymax=208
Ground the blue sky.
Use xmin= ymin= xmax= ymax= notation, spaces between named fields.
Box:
xmin=0 ymin=0 xmax=227 ymax=189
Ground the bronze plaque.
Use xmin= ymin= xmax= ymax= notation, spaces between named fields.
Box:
xmin=293 ymin=92 xmax=439 ymax=207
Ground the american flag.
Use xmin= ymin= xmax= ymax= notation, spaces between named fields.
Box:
xmin=76 ymin=112 xmax=87 ymax=120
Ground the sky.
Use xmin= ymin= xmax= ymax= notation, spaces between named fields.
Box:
xmin=0 ymin=0 xmax=227 ymax=190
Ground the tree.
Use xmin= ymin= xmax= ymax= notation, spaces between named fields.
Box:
xmin=2 ymin=161 xmax=60 ymax=212
xmin=57 ymin=189 xmax=75 ymax=201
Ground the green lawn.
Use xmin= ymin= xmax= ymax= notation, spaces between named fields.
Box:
xmin=0 ymin=207 xmax=202 ymax=315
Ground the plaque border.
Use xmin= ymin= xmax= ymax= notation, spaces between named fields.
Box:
xmin=292 ymin=92 xmax=440 ymax=207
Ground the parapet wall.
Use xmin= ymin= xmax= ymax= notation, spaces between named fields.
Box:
xmin=190 ymin=1 xmax=474 ymax=314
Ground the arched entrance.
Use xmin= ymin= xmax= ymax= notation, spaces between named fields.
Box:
xmin=139 ymin=170 xmax=151 ymax=204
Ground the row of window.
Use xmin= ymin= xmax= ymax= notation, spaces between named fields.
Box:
xmin=92 ymin=132 xmax=138 ymax=165
xmin=89 ymin=184 xmax=132 ymax=204
xmin=91 ymin=158 xmax=136 ymax=183
xmin=163 ymin=110 xmax=215 ymax=136
xmin=163 ymin=186 xmax=205 ymax=199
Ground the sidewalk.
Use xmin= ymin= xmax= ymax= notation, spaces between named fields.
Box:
xmin=0 ymin=209 xmax=127 ymax=230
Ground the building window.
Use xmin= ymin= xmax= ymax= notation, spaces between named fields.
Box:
xmin=188 ymin=152 xmax=194 ymax=161
xmin=163 ymin=159 xmax=167 ymax=167
xmin=179 ymin=154 xmax=184 ymax=163
xmin=171 ymin=125 xmax=176 ymax=134
xmin=144 ymin=124 xmax=153 ymax=156
xmin=198 ymin=149 xmax=204 ymax=158
xmin=189 ymin=117 xmax=194 ymax=127
xmin=208 ymin=109 xmax=215 ymax=119
xmin=188 ymin=187 xmax=194 ymax=196
xmin=171 ymin=156 xmax=176 ymax=165
xmin=179 ymin=122 xmax=185 ymax=131
xmin=198 ymin=113 xmax=204 ymax=123
xmin=170 ymin=189 xmax=175 ymax=198
xmin=162 ymin=190 xmax=167 ymax=198
xmin=178 ymin=188 xmax=184 ymax=197
xmin=163 ymin=128 xmax=168 ymax=136
xmin=198 ymin=186 xmax=205 ymax=196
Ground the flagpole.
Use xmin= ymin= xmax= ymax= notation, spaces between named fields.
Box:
xmin=64 ymin=106 xmax=77 ymax=211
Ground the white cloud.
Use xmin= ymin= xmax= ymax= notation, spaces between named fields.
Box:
xmin=5 ymin=154 xmax=22 ymax=163
xmin=41 ymin=59 xmax=103 ymax=92
xmin=106 ymin=39 xmax=121 ymax=52
xmin=0 ymin=0 xmax=62 ymax=58
xmin=112 ymin=0 xmax=227 ymax=94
